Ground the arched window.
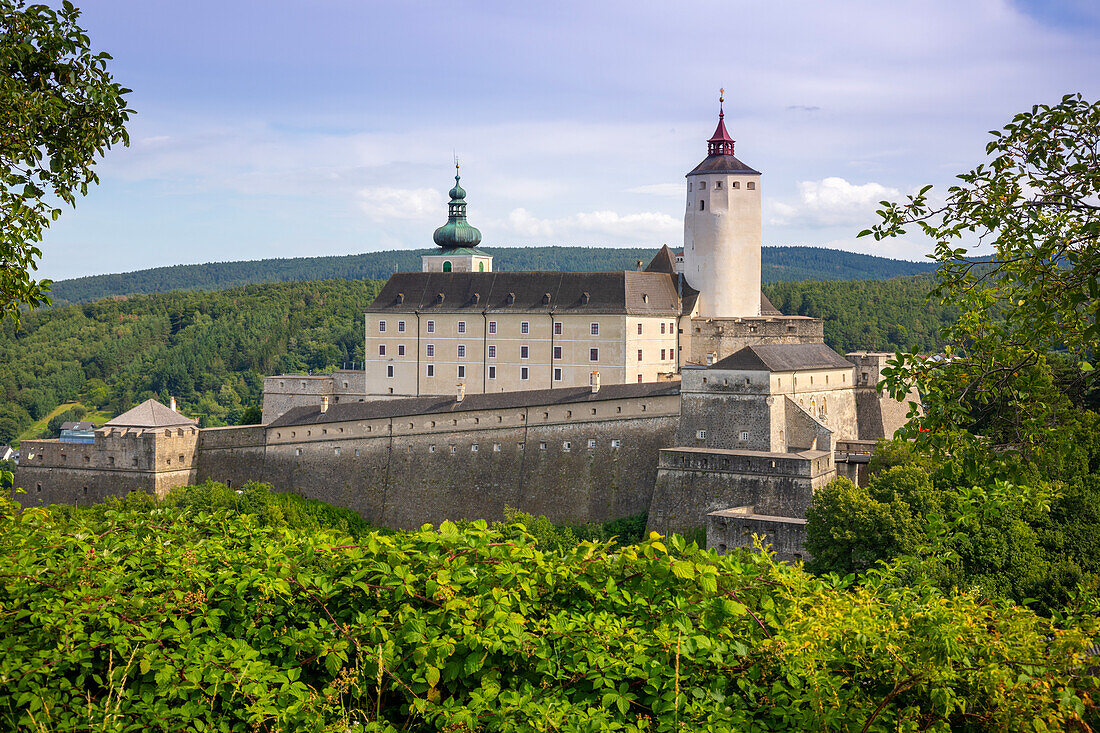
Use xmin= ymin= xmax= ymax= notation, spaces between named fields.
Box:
xmin=478 ymin=262 xmax=484 ymax=272
xmin=442 ymin=261 xmax=452 ymax=272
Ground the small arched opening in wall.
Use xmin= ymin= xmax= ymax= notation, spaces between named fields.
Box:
xmin=443 ymin=261 xmax=452 ymax=272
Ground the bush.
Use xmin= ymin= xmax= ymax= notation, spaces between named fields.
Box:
xmin=0 ymin=497 xmax=1096 ymax=731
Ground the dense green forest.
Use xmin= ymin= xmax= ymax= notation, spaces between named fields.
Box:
xmin=0 ymin=274 xmax=949 ymax=444
xmin=0 ymin=279 xmax=380 ymax=442
xmin=2 ymin=482 xmax=1096 ymax=731
xmin=48 ymin=245 xmax=936 ymax=303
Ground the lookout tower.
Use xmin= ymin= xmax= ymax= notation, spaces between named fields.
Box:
xmin=422 ymin=164 xmax=493 ymax=273
xmin=682 ymin=90 xmax=762 ymax=318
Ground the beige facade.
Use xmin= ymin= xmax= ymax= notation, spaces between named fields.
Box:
xmin=422 ymin=251 xmax=493 ymax=273
xmin=366 ymin=312 xmax=680 ymax=396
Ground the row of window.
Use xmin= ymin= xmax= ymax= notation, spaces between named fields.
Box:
xmin=695 ymin=429 xmax=751 ymax=441
xmin=297 ymin=439 xmax=627 ymax=458
xmin=688 ymin=180 xmax=756 ymax=192
xmin=379 ymin=320 xmax=680 ymax=335
xmin=381 ymin=320 xmax=600 ymax=335
xmin=385 ymin=364 xmax=653 ymax=383
xmin=381 ymin=344 xmax=675 ymax=361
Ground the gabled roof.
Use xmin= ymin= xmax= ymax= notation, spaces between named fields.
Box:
xmin=269 ymin=381 xmax=682 ymax=428
xmin=644 ymin=245 xmax=677 ymax=275
xmin=104 ymin=399 xmax=197 ymax=428
xmin=365 ymin=269 xmax=682 ymax=315
xmin=710 ymin=343 xmax=853 ymax=373
xmin=687 ymin=154 xmax=761 ymax=176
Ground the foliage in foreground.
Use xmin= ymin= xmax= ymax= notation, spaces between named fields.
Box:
xmin=1 ymin=496 xmax=1098 ymax=732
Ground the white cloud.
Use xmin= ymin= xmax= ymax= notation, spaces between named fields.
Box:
xmin=357 ymin=187 xmax=442 ymax=221
xmin=769 ymin=177 xmax=900 ymax=228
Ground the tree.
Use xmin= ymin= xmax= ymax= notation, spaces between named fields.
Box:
xmin=865 ymin=94 xmax=1099 ymax=472
xmin=1 ymin=0 xmax=132 ymax=322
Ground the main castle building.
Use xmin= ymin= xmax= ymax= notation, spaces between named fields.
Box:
xmin=16 ymin=98 xmax=917 ymax=559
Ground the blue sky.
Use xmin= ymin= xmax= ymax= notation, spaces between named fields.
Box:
xmin=37 ymin=0 xmax=1100 ymax=280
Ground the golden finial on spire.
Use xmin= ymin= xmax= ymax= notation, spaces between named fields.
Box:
xmin=719 ymin=88 xmax=725 ymax=112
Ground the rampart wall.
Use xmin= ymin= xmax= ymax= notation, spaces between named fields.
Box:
xmin=198 ymin=394 xmax=680 ymax=530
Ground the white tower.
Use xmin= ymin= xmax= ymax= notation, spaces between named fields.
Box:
xmin=683 ymin=91 xmax=762 ymax=318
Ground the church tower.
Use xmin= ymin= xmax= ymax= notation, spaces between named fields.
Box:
xmin=683 ymin=91 xmax=761 ymax=318
xmin=422 ymin=164 xmax=493 ymax=273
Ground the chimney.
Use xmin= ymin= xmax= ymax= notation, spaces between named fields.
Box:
xmin=320 ymin=395 xmax=329 ymax=414
xmin=636 ymin=259 xmax=644 ymax=271
xmin=456 ymin=383 xmax=466 ymax=402
xmin=590 ymin=370 xmax=601 ymax=393
xmin=170 ymin=397 xmax=177 ymax=412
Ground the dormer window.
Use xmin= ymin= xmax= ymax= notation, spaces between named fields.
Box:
xmin=506 ymin=292 xmax=515 ymax=305
xmin=543 ymin=292 xmax=551 ymax=305
xmin=581 ymin=292 xmax=590 ymax=305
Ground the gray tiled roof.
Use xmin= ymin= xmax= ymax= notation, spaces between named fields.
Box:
xmin=104 ymin=399 xmax=198 ymax=428
xmin=268 ymin=381 xmax=682 ymax=428
xmin=710 ymin=343 xmax=853 ymax=373
xmin=365 ymin=269 xmax=683 ymax=315
xmin=687 ymin=154 xmax=761 ymax=176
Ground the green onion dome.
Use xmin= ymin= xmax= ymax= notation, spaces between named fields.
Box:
xmin=433 ymin=172 xmax=482 ymax=249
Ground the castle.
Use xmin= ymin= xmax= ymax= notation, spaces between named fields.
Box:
xmin=15 ymin=97 xmax=917 ymax=558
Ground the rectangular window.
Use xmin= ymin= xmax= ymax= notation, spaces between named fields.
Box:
xmin=610 ymin=439 xmax=621 ymax=449
xmin=637 ymin=349 xmax=643 ymax=361
xmin=554 ymin=322 xmax=563 ymax=335
xmin=714 ymin=180 xmax=722 ymax=189
xmin=398 ymin=320 xmax=406 ymax=332
xmin=661 ymin=349 xmax=666 ymax=360
xmin=458 ymin=365 xmax=466 ymax=378
xmin=590 ymin=323 xmax=599 ymax=336
xmin=553 ymin=345 xmax=562 ymax=359
xmin=588 ymin=439 xmax=596 ymax=450
xmin=699 ymin=181 xmax=707 ymax=190
xmin=379 ymin=344 xmax=386 ymax=356
xmin=539 ymin=441 xmax=547 ymax=451
xmin=696 ymin=430 xmax=707 ymax=440
xmin=426 ymin=364 xmax=435 ymax=377
xmin=457 ymin=344 xmax=466 ymax=358
xmin=521 ymin=321 xmax=530 ymax=334
xmin=521 ymin=367 xmax=529 ymax=380
xmin=488 ymin=345 xmax=496 ymax=358
xmin=562 ymin=441 xmax=571 ymax=452
xmin=488 ymin=321 xmax=497 ymax=334
xmin=426 ymin=344 xmax=435 ymax=357
xmin=386 ymin=365 xmax=394 ymax=378
xmin=520 ymin=345 xmax=529 ymax=359
xmin=740 ymin=431 xmax=750 ymax=440
xmin=554 ymin=367 xmax=562 ymax=381
xmin=590 ymin=348 xmax=599 ymax=361
xmin=661 ymin=323 xmax=666 ymax=334
xmin=426 ymin=320 xmax=435 ymax=333
xmin=732 ymin=181 xmax=740 ymax=189
xmin=747 ymin=182 xmax=756 ymax=190
xmin=488 ymin=365 xmax=497 ymax=379
xmin=378 ymin=320 xmax=386 ymax=332
xmin=637 ymin=374 xmax=643 ymax=383
xmin=637 ymin=323 xmax=643 ymax=335
xmin=458 ymin=321 xmax=466 ymax=334
xmin=398 ymin=344 xmax=406 ymax=356
xmin=471 ymin=444 xmax=478 ymax=452
xmin=670 ymin=348 xmax=675 ymax=360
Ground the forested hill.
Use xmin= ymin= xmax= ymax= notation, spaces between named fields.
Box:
xmin=48 ymin=245 xmax=935 ymax=303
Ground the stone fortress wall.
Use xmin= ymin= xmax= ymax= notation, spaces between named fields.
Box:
xmin=17 ymin=426 xmax=199 ymax=507
xmin=200 ymin=385 xmax=679 ymax=529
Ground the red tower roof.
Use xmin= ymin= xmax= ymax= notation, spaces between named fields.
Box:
xmin=707 ymin=90 xmax=735 ymax=156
